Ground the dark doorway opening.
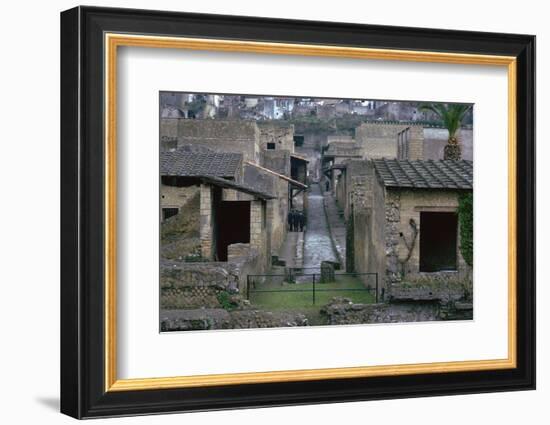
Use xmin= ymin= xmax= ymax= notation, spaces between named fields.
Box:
xmin=162 ymin=207 xmax=179 ymax=221
xmin=419 ymin=212 xmax=458 ymax=272
xmin=293 ymin=135 xmax=304 ymax=147
xmin=215 ymin=201 xmax=250 ymax=261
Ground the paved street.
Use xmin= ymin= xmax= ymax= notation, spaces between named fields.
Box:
xmin=302 ymin=183 xmax=338 ymax=271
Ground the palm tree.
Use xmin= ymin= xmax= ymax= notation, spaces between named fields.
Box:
xmin=420 ymin=103 xmax=471 ymax=160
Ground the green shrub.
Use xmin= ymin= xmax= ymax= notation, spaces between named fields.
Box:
xmin=217 ymin=291 xmax=238 ymax=311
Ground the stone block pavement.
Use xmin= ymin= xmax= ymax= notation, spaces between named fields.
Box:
xmin=322 ymin=190 xmax=347 ymax=268
xmin=278 ymin=230 xmax=304 ymax=268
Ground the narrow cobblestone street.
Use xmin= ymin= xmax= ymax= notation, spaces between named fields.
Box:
xmin=302 ymin=183 xmax=338 ymax=271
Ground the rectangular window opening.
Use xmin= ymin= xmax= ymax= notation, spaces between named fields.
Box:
xmin=162 ymin=207 xmax=179 ymax=221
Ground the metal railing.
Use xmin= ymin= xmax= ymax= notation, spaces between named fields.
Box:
xmin=246 ymin=272 xmax=378 ymax=305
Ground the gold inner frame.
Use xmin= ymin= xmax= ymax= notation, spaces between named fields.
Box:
xmin=104 ymin=33 xmax=517 ymax=392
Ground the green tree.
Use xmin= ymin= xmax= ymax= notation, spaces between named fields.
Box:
xmin=420 ymin=103 xmax=471 ymax=160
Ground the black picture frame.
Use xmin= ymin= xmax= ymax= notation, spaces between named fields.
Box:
xmin=60 ymin=5 xmax=536 ymax=419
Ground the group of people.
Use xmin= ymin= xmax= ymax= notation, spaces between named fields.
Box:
xmin=288 ymin=209 xmax=306 ymax=232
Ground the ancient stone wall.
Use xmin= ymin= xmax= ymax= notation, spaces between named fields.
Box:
xmin=355 ymin=122 xmax=424 ymax=159
xmin=160 ymin=136 xmax=177 ymax=151
xmin=243 ymin=163 xmax=276 ymax=196
xmin=262 ymin=150 xmax=291 ymax=175
xmin=321 ymin=299 xmax=441 ymax=324
xmin=334 ymin=169 xmax=346 ymax=208
xmin=174 ymin=119 xmax=261 ymax=163
xmin=160 ymin=184 xmax=199 ymax=211
xmin=160 ymin=118 xmax=178 ymax=139
xmin=258 ymin=121 xmax=295 ymax=152
xmin=327 ymin=135 xmax=354 ymax=144
xmin=160 ymin=243 xmax=263 ymax=310
xmin=350 ymin=170 xmax=387 ymax=295
xmin=160 ymin=308 xmax=308 ymax=331
xmin=227 ymin=243 xmax=264 ymax=292
xmin=267 ymin=194 xmax=287 ymax=257
xmin=343 ymin=160 xmax=371 ymax=219
xmin=227 ymin=242 xmax=251 ymax=259
xmin=302 ymin=131 xmax=326 ymax=150
xmin=320 ymin=296 xmax=472 ymax=325
xmin=384 ymin=188 xmax=471 ymax=285
xmin=244 ymin=160 xmax=288 ymax=257
xmin=160 ymin=260 xmax=240 ymax=309
xmin=161 ymin=190 xmax=201 ymax=261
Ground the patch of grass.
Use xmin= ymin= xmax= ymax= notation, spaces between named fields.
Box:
xmin=249 ymin=274 xmax=375 ymax=311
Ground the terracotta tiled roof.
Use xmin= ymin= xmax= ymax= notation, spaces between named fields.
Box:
xmin=373 ymin=159 xmax=473 ymax=189
xmin=160 ymin=147 xmax=242 ymax=178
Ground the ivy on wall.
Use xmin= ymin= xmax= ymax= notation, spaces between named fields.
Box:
xmin=458 ymin=192 xmax=473 ymax=267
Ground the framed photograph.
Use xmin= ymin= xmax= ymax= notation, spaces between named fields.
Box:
xmin=60 ymin=6 xmax=535 ymax=419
